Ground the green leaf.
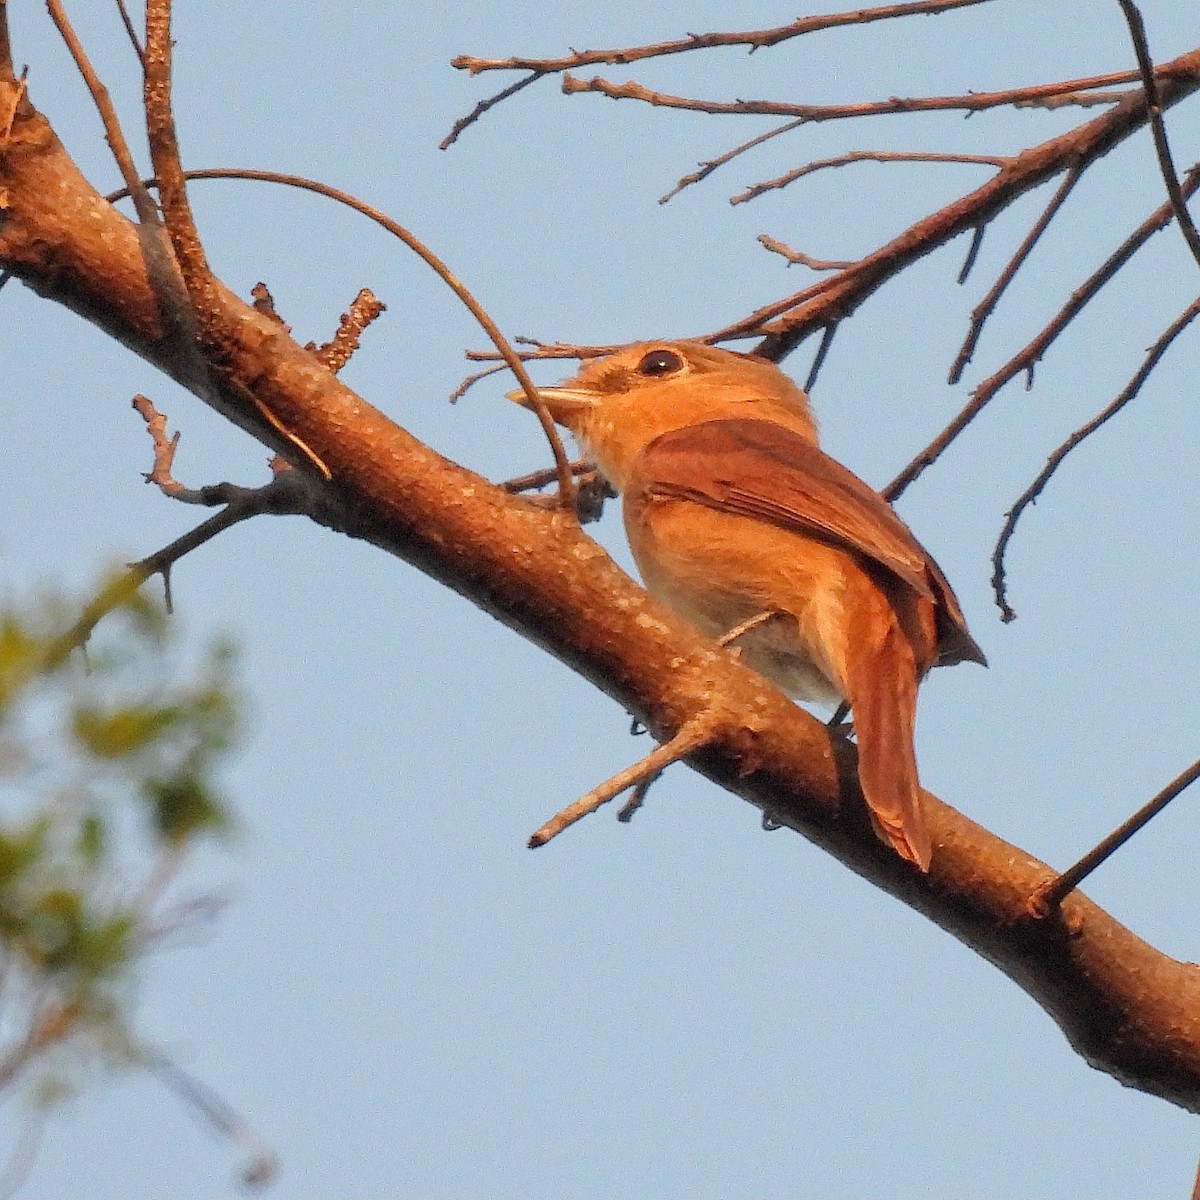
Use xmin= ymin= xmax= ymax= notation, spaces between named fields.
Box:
xmin=143 ymin=775 xmax=229 ymax=844
xmin=71 ymin=703 xmax=182 ymax=759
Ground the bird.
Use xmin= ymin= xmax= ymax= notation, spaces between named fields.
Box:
xmin=509 ymin=340 xmax=985 ymax=870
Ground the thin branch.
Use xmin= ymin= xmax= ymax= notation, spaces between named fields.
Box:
xmin=1117 ymin=0 xmax=1200 ymax=272
xmin=463 ymin=339 xmax=623 ymax=365
xmin=449 ymin=362 xmax=507 ymax=402
xmin=502 ymin=461 xmax=593 ymax=493
xmin=660 ymin=118 xmax=805 ymax=204
xmin=528 ymin=713 xmax=721 ymax=847
xmin=134 ymin=392 xmax=184 ymax=495
xmin=114 ymin=0 xmax=146 ymax=70
xmin=734 ymin=150 xmax=1008 ymax=207
xmin=108 ymin=165 xmax=577 ymax=506
xmin=559 ymin=71 xmax=1140 ymax=124
xmin=453 ymin=2 xmax=1020 ymax=76
xmin=949 ymin=163 xmax=1084 ymax=385
xmin=130 ymin=393 xmax=318 ymax=610
xmin=757 ymin=235 xmax=854 ymax=271
xmin=615 ymin=769 xmax=661 ymax=823
xmin=133 ymin=393 xmax=289 ymax=508
xmin=956 ymin=224 xmax=987 ymax=284
xmin=440 ymin=70 xmax=541 ymax=149
xmin=1029 ymin=754 xmax=1200 ymax=916
xmin=141 ymin=1048 xmax=278 ymax=1190
xmin=885 ymin=162 xmax=1200 ymax=500
xmin=990 ymin=293 xmax=1200 ymax=620
xmin=803 ymin=323 xmax=839 ymax=392
xmin=45 ymin=0 xmax=156 ymax=224
xmin=132 ymin=483 xmax=312 ymax=599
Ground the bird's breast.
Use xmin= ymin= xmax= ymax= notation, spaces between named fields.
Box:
xmin=623 ymin=494 xmax=847 ymax=704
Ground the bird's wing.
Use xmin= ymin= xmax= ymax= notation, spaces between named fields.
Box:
xmin=628 ymin=418 xmax=986 ymax=667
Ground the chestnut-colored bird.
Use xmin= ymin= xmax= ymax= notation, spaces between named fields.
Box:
xmin=510 ymin=341 xmax=985 ymax=869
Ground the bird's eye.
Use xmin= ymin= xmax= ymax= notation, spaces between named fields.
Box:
xmin=636 ymin=349 xmax=683 ymax=378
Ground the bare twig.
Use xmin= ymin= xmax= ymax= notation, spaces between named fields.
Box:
xmin=956 ymin=225 xmax=987 ymax=285
xmin=142 ymin=1048 xmax=278 ymax=1190
xmin=143 ymin=3 xmax=339 ymax=489
xmin=449 ymin=363 xmax=508 ymax=401
xmin=464 ymin=339 xmax=621 ymax=365
xmin=134 ymin=392 xmax=186 ymax=497
xmin=615 ymin=770 xmax=660 ymax=823
xmin=757 ymin=235 xmax=853 ymax=271
xmin=660 ymin=118 xmax=805 ymax=204
xmin=108 ymin=165 xmax=576 ymax=505
xmin=734 ymin=150 xmax=1008 ymax=207
xmin=1117 ymin=0 xmax=1200 ymax=272
xmin=46 ymin=0 xmax=156 ymax=224
xmin=114 ymin=0 xmax=146 ymax=69
xmin=306 ymin=288 xmax=387 ymax=374
xmin=440 ymin=70 xmax=541 ymax=149
xmin=502 ymin=461 xmax=593 ymax=493
xmin=452 ymin=3 xmax=1022 ymax=76
xmin=1028 ymin=755 xmax=1200 ymax=917
xmin=133 ymin=394 xmax=298 ymax=509
xmin=528 ymin=714 xmax=719 ymax=847
xmin=990 ymin=293 xmax=1200 ymax=620
xmin=131 ymin=394 xmax=316 ymax=608
xmin=804 ymin=323 xmax=839 ymax=392
xmin=949 ymin=163 xmax=1084 ymax=385
xmin=558 ymin=71 xmax=1140 ymax=125
xmin=884 ymin=162 xmax=1200 ymax=501
xmin=132 ymin=481 xmax=313 ymax=610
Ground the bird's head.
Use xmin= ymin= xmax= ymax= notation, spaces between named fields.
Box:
xmin=508 ymin=340 xmax=818 ymax=491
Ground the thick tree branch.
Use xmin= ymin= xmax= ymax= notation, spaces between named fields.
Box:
xmin=6 ymin=63 xmax=1200 ymax=1115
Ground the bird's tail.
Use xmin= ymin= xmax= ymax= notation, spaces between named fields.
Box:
xmin=844 ymin=622 xmax=932 ymax=871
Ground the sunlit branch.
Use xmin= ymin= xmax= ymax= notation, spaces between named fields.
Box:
xmin=453 ymin=2 xmax=1024 ymax=76
xmin=559 ymin=71 xmax=1140 ymax=124
xmin=734 ymin=149 xmax=1007 ymax=207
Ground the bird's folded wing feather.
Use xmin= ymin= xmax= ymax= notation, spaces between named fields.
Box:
xmin=627 ymin=418 xmax=985 ymax=667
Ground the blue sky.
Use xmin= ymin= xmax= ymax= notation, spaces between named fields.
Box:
xmin=4 ymin=2 xmax=1200 ymax=1196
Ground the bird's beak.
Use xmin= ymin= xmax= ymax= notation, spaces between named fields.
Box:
xmin=505 ymin=385 xmax=598 ymax=424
